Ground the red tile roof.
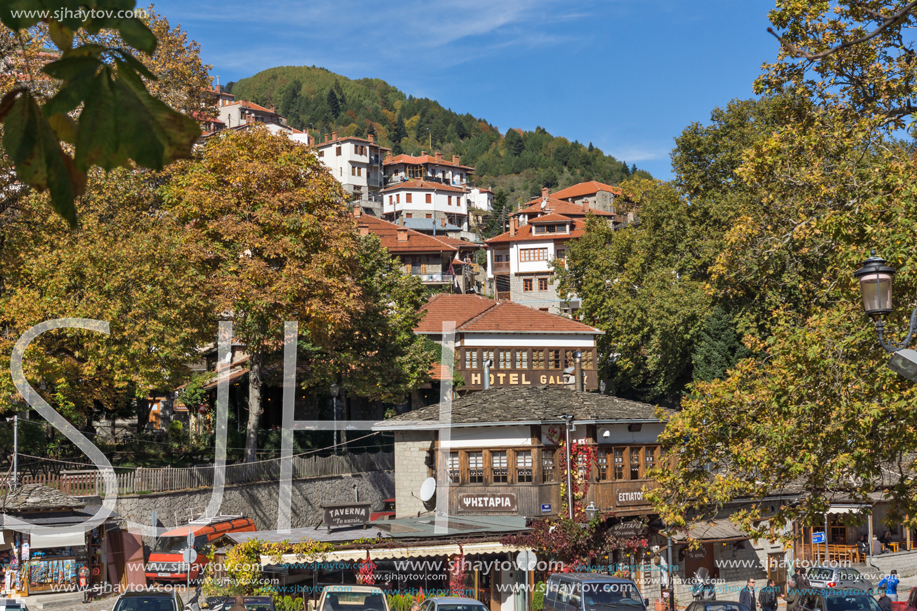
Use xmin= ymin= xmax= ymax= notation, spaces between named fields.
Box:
xmin=356 ymin=214 xmax=458 ymax=254
xmin=414 ymin=294 xmax=602 ymax=335
xmin=551 ymin=180 xmax=622 ymax=200
xmin=458 ymin=300 xmax=602 ymax=334
xmin=224 ymin=100 xmax=278 ymax=114
xmin=381 ymin=180 xmax=466 ymax=193
xmin=384 ymin=154 xmax=475 ymax=171
xmin=514 ymin=197 xmax=615 ymax=218
xmin=486 ymin=218 xmax=587 ymax=245
xmin=528 ymin=213 xmax=573 ymax=224
xmin=415 ymin=294 xmax=496 ymax=334
xmin=430 ymin=235 xmax=483 ymax=250
xmin=315 ymin=134 xmax=391 ymax=150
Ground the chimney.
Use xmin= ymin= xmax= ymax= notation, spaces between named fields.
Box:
xmin=453 ymin=155 xmax=460 ymax=165
xmin=510 ymin=217 xmax=517 ymax=236
xmin=269 ymin=104 xmax=275 ymax=112
xmin=215 ymin=84 xmax=221 ymax=93
xmin=308 ymin=135 xmax=315 ymax=146
xmin=542 ymin=187 xmax=549 ymax=200
xmin=435 ymin=152 xmax=442 ymax=163
xmin=397 ymin=228 xmax=408 ymax=242
xmin=359 ymin=226 xmax=370 ymax=236
xmin=332 ymin=131 xmax=337 ymax=141
xmin=353 ymin=204 xmax=362 ymax=218
xmin=368 ymin=134 xmax=374 ymax=143
xmin=324 ymin=133 xmax=329 ymax=143
xmin=421 ymin=151 xmax=426 ymax=157
xmin=582 ymin=199 xmax=589 ymax=213
xmin=574 ymin=352 xmax=584 ymax=392
xmin=398 ymin=215 xmax=405 ymax=227
xmin=441 ymin=217 xmax=446 ymax=227
xmin=385 ymin=151 xmax=392 ymax=160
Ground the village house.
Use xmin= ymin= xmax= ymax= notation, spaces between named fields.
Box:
xmin=383 ymin=151 xmax=473 ymax=187
xmin=414 ymin=294 xmax=603 ymax=394
xmin=296 ymin=132 xmax=390 ymax=209
xmin=550 ymin=180 xmax=623 ymax=213
xmin=216 ymin=98 xmax=289 ymax=129
xmin=381 ymin=180 xmax=470 ymax=234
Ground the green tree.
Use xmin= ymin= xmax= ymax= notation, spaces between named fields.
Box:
xmin=326 ymin=89 xmax=341 ymax=117
xmin=505 ymin=129 xmax=524 ymax=156
xmin=162 ymin=127 xmax=365 ymax=462
xmin=0 ymin=2 xmax=201 ymax=227
xmin=394 ymin=116 xmax=408 ymax=143
xmin=279 ymin=80 xmax=302 ymax=119
xmin=485 ymin=190 xmax=509 ymax=238
xmin=691 ymin=306 xmax=749 ymax=383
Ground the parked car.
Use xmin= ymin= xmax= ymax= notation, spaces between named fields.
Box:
xmin=317 ymin=585 xmax=390 ymax=611
xmin=807 ymin=567 xmax=873 ymax=594
xmin=890 ymin=586 xmax=917 ymax=611
xmin=0 ymin=599 xmax=27 ymax=611
xmin=201 ymin=596 xmax=276 ymax=610
xmin=544 ymin=573 xmax=648 ymax=611
xmin=146 ymin=515 xmax=256 ymax=583
xmin=797 ymin=593 xmax=883 ymax=611
xmin=685 ymin=602 xmax=751 ymax=611
xmin=111 ymin=589 xmax=186 ymax=611
xmin=420 ymin=597 xmax=489 ymax=611
xmin=370 ymin=498 xmax=396 ymax=521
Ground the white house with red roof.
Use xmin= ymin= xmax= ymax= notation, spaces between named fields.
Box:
xmin=381 ymin=180 xmax=470 ymax=232
xmin=383 ymin=151 xmax=473 ymax=187
xmin=414 ymin=294 xmax=603 ymax=392
xmin=217 ymin=98 xmax=288 ymax=129
xmin=300 ymin=131 xmax=390 ymax=207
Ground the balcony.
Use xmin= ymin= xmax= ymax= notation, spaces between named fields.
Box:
xmin=492 ymin=261 xmax=510 ymax=273
xmin=414 ymin=273 xmax=454 ymax=284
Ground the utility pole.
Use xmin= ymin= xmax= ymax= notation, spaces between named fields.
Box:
xmin=6 ymin=416 xmax=17 ymax=490
xmin=561 ymin=414 xmax=574 ymax=520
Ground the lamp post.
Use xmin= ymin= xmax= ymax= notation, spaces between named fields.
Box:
xmin=854 ymin=250 xmax=917 ymax=381
xmin=330 ymin=381 xmax=341 ymax=455
xmin=561 ymin=414 xmax=575 ymax=520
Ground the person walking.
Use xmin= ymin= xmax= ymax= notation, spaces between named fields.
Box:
xmin=787 ymin=568 xmax=810 ymax=611
xmin=740 ymin=579 xmax=757 ymax=611
xmin=878 ymin=592 xmax=893 ymax=611
xmin=759 ymin=579 xmax=778 ymax=611
xmin=879 ymin=570 xmax=900 ymax=602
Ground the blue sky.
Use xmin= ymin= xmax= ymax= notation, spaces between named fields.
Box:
xmin=153 ymin=0 xmax=778 ymax=179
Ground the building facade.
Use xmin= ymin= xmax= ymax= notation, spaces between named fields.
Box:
xmin=415 ymin=294 xmax=603 ymax=392
xmin=383 ymin=151 xmax=473 ymax=187
xmin=217 ymin=99 xmax=288 ymax=129
xmin=381 ymin=180 xmax=469 ymax=231
xmin=302 ymin=132 xmax=390 ymax=208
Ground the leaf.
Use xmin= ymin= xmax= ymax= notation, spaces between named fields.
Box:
xmin=48 ymin=21 xmax=74 ymax=50
xmin=47 ymin=113 xmax=77 ymax=144
xmin=114 ymin=49 xmax=158 ymax=81
xmin=2 ymin=90 xmax=84 ymax=227
xmin=73 ymin=66 xmax=123 ymax=171
xmin=117 ymin=18 xmax=157 ymax=55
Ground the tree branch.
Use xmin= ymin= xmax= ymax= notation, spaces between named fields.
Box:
xmin=767 ymin=1 xmax=917 ymax=60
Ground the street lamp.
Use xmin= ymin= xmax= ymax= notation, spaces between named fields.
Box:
xmin=584 ymin=501 xmax=598 ymax=521
xmin=854 ymin=250 xmax=917 ymax=381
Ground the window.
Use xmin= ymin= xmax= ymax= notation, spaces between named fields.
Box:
xmin=498 ymin=349 xmax=512 ymax=369
xmin=542 ymin=449 xmax=555 ymax=482
xmin=406 ymin=193 xmax=412 ymax=203
xmin=468 ymin=452 xmax=484 ymax=483
xmin=584 ymin=350 xmax=594 ymax=369
xmin=630 ymin=447 xmax=642 ymax=480
xmin=448 ymin=452 xmax=460 ymax=484
xmin=520 ymin=247 xmax=548 ymax=262
xmin=576 ymin=453 xmax=586 ymax=479
xmin=597 ymin=449 xmax=610 ymax=481
xmin=464 ymin=349 xmax=478 ymax=369
xmin=409 ymin=165 xmax=423 ymax=179
xmin=405 ymin=213 xmax=413 ymax=218
xmin=336 ymin=146 xmax=342 ymax=156
xmin=389 ymin=195 xmax=393 ymax=205
xmin=516 ymin=450 xmax=533 ymax=483
xmin=547 ymin=350 xmax=562 ymax=369
xmin=533 ymin=350 xmax=545 ymax=369
xmin=318 ymin=150 xmax=324 ymax=157
xmin=396 ymin=194 xmax=400 ymax=204
xmin=357 ymin=167 xmax=362 ymax=176
xmin=539 ymin=308 xmax=549 ymax=312
xmin=515 ymin=349 xmax=528 ymax=369
xmin=425 ymin=214 xmax=432 ymax=218
xmin=495 ymin=254 xmax=503 ymax=263
xmin=447 ymin=196 xmax=452 ymax=206
xmin=352 ymin=166 xmax=356 ymax=176
xmin=492 ymin=451 xmax=508 ymax=483
xmin=556 ymin=249 xmax=565 ymax=260
xmin=523 ymin=278 xmax=533 ymax=292
xmin=426 ymin=193 xmax=432 ymax=204
xmin=482 ymin=349 xmax=494 ymax=367
xmin=538 ymin=277 xmax=549 ymax=291
xmin=614 ymin=448 xmax=625 ymax=479
xmin=645 ymin=447 xmax=656 ymax=474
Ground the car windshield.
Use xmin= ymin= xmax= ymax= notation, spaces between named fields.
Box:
xmin=438 ymin=605 xmax=488 ymax=611
xmin=704 ymin=605 xmax=750 ymax=611
xmin=245 ymin=603 xmax=274 ymax=611
xmin=825 ymin=596 xmax=884 ymax=611
xmin=152 ymin=536 xmax=190 ymax=554
xmin=113 ymin=595 xmax=175 ymax=611
xmin=325 ymin=592 xmax=386 ymax=611
xmin=582 ymin=582 xmax=645 ymax=610
xmin=809 ymin=569 xmax=834 ymax=581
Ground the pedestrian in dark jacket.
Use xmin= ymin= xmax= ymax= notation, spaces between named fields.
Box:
xmin=879 ymin=594 xmax=893 ymax=611
xmin=786 ymin=568 xmax=810 ymax=611
xmin=759 ymin=579 xmax=778 ymax=611
xmin=740 ymin=579 xmax=757 ymax=611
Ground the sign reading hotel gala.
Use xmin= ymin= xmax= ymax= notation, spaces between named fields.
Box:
xmin=322 ymin=502 xmax=372 ymax=528
xmin=457 ymin=493 xmax=518 ymax=512
xmin=462 ymin=370 xmax=597 ymax=390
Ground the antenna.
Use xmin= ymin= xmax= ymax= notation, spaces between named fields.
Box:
xmin=419 ymin=477 xmax=436 ymax=503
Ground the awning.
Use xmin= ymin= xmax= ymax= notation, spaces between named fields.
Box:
xmin=669 ymin=519 xmax=750 ymax=543
xmin=827 ymin=505 xmax=870 ymax=515
xmin=262 ymin=541 xmax=525 ymax=566
xmin=203 ymin=368 xmax=248 ymax=389
xmin=30 ymin=529 xmax=86 ymax=550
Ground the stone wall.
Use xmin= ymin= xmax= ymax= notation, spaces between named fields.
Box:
xmin=871 ymin=550 xmax=917 ymax=578
xmin=98 ymin=469 xmax=393 ymax=534
xmin=394 ymin=430 xmax=435 ymax=518
xmin=509 ymin=273 xmax=561 ymax=314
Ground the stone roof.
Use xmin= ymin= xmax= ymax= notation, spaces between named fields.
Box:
xmin=375 ymin=386 xmax=671 ymax=429
xmin=2 ymin=484 xmax=87 ymax=512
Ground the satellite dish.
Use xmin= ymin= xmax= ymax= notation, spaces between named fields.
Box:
xmin=540 ymin=199 xmax=547 ymax=209
xmin=515 ymin=550 xmax=538 ymax=571
xmin=420 ymin=477 xmax=436 ymax=502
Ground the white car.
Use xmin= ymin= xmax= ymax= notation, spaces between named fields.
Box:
xmin=317 ymin=586 xmax=389 ymax=611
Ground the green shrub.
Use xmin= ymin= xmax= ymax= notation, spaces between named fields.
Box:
xmin=532 ymin=581 xmax=546 ymax=611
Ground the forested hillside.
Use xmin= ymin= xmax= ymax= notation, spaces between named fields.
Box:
xmin=227 ymin=66 xmax=651 ymax=203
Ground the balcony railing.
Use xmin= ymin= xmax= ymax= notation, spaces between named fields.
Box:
xmin=492 ymin=261 xmax=510 ymax=272
xmin=414 ymin=273 xmax=454 ymax=284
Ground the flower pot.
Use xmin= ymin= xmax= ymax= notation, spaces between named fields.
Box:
xmin=655 ymin=601 xmax=666 ymax=611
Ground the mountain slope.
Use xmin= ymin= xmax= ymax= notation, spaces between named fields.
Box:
xmin=228 ymin=66 xmax=651 ymax=203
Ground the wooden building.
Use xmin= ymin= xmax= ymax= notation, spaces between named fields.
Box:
xmin=373 ymin=386 xmax=672 ymax=520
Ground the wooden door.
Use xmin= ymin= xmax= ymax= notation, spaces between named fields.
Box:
xmin=767 ymin=553 xmax=787 ymax=594
xmin=683 ymin=543 xmax=717 ymax=580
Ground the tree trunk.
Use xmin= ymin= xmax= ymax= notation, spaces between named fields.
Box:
xmin=245 ymin=350 xmax=263 ymax=463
